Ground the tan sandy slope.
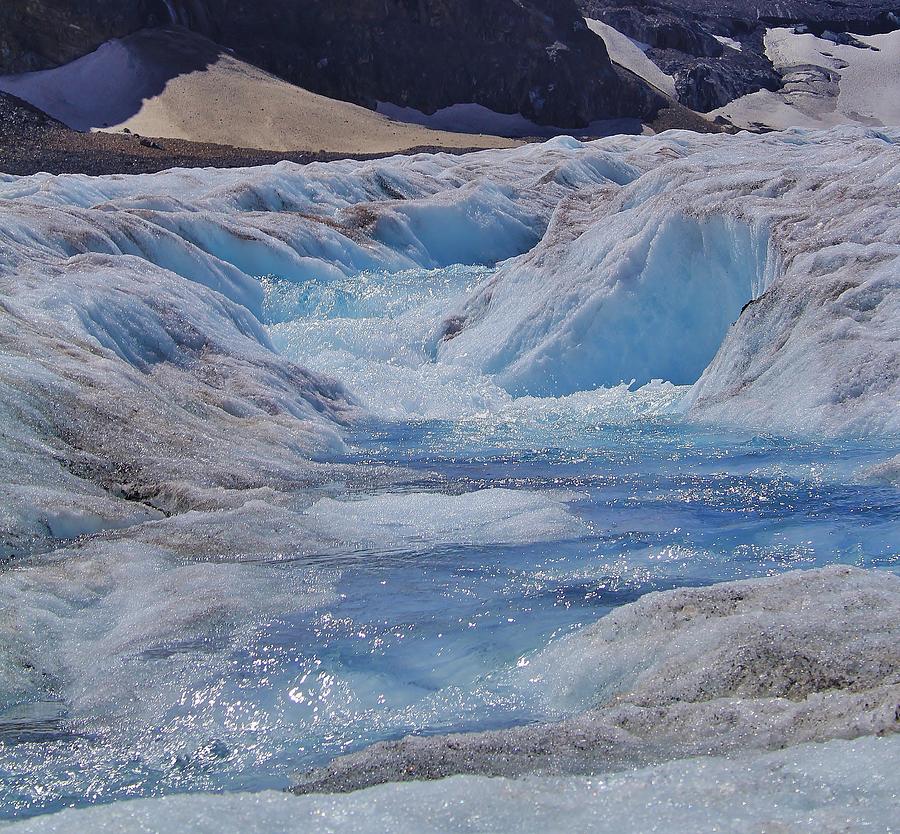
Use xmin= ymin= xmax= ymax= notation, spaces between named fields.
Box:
xmin=0 ymin=27 xmax=519 ymax=154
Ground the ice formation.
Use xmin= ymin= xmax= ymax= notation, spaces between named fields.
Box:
xmin=302 ymin=489 xmax=589 ymax=552
xmin=5 ymin=736 xmax=899 ymax=834
xmin=0 ymin=128 xmax=897 ymax=828
xmin=293 ymin=566 xmax=900 ymax=792
xmin=1 ymin=127 xmax=897 ymax=445
xmin=438 ymin=127 xmax=900 ymax=434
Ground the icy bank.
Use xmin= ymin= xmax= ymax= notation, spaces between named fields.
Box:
xmin=0 ymin=138 xmax=645 ymax=556
xmin=439 ymin=127 xmax=900 ymax=435
xmin=294 ymin=566 xmax=900 ymax=792
xmin=2 ymin=128 xmax=897 ymax=441
xmin=6 ymin=736 xmax=899 ymax=833
xmin=0 ymin=252 xmax=354 ymax=559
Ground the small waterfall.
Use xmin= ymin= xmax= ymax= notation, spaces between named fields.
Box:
xmin=162 ymin=0 xmax=179 ymax=24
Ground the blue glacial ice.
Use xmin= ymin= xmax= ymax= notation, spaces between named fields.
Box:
xmin=0 ymin=128 xmax=897 ymax=828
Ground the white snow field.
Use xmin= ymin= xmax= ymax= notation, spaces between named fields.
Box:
xmin=714 ymin=27 xmax=900 ymax=130
xmin=0 ymin=128 xmax=898 ymax=828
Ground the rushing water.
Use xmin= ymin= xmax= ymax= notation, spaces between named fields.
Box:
xmin=2 ymin=265 xmax=898 ymax=820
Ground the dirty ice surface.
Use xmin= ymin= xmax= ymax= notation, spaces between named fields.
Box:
xmin=0 ymin=128 xmax=897 ymax=826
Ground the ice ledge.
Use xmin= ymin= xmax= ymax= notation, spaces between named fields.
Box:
xmin=293 ymin=565 xmax=900 ymax=794
xmin=6 ymin=737 xmax=899 ymax=833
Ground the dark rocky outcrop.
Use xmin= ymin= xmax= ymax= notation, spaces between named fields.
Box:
xmin=577 ymin=0 xmax=899 ymax=112
xmin=0 ymin=0 xmax=663 ymax=127
xmin=672 ymin=54 xmax=782 ymax=114
xmin=0 ymin=1 xmax=171 ymax=73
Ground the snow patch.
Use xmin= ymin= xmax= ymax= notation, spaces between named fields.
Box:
xmin=585 ymin=19 xmax=677 ymax=98
xmin=713 ymin=28 xmax=900 ymax=131
xmin=713 ymin=34 xmax=743 ymax=52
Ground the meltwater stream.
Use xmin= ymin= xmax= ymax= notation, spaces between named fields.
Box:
xmin=2 ymin=264 xmax=898 ymax=820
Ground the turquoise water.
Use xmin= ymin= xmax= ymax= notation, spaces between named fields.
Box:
xmin=2 ymin=265 xmax=898 ymax=819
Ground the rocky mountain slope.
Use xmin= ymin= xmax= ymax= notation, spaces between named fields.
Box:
xmin=0 ymin=0 xmax=662 ymax=128
xmin=0 ymin=28 xmax=520 ymax=157
xmin=578 ymin=0 xmax=899 ymax=112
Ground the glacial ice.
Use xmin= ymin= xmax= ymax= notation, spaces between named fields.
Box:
xmin=293 ymin=566 xmax=900 ymax=792
xmin=0 ymin=128 xmax=897 ymax=827
xmin=5 ymin=736 xmax=899 ymax=834
xmin=865 ymin=453 xmax=900 ymax=486
xmin=303 ymin=489 xmax=589 ymax=553
xmin=2 ymin=127 xmax=897 ymax=438
xmin=0 ymin=251 xmax=351 ymax=559
xmin=439 ymin=127 xmax=900 ymax=435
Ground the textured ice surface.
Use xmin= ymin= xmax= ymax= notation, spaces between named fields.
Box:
xmin=439 ymin=127 xmax=900 ymax=435
xmin=303 ymin=489 xmax=589 ymax=552
xmin=0 ymin=130 xmax=898 ymax=827
xmin=0 ymin=252 xmax=352 ymax=559
xmin=294 ymin=566 xmax=900 ymax=792
xmin=2 ymin=128 xmax=897 ymax=435
xmin=1 ymin=139 xmax=628 ymax=553
xmin=6 ymin=736 xmax=899 ymax=834
xmin=865 ymin=454 xmax=900 ymax=486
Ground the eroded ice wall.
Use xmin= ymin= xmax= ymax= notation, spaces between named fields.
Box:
xmin=1 ymin=128 xmax=897 ymax=564
xmin=0 ymin=138 xmax=640 ymax=557
xmin=439 ymin=127 xmax=900 ymax=435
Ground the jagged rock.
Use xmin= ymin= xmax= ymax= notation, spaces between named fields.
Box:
xmin=576 ymin=0 xmax=898 ymax=112
xmin=674 ymin=60 xmax=781 ymax=113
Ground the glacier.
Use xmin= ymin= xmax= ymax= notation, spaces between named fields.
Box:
xmin=0 ymin=127 xmax=898 ymax=828
xmin=438 ymin=127 xmax=900 ymax=434
xmin=5 ymin=736 xmax=899 ymax=833
xmin=2 ymin=128 xmax=897 ymax=439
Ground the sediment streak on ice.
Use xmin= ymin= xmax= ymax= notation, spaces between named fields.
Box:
xmin=293 ymin=566 xmax=900 ymax=793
